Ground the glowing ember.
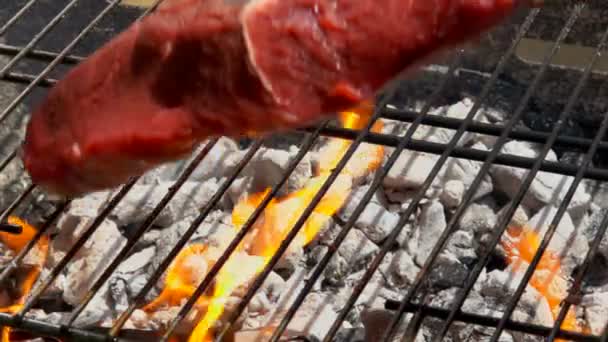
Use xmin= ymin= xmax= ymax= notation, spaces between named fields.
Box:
xmin=188 ymin=253 xmax=264 ymax=342
xmin=234 ymin=174 xmax=352 ymax=258
xmin=0 ymin=217 xmax=49 ymax=342
xmin=144 ymin=244 xmax=223 ymax=312
xmin=502 ymin=225 xmax=583 ymax=336
xmin=151 ymin=103 xmax=385 ymax=341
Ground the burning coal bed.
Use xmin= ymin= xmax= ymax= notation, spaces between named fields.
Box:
xmin=1 ymin=98 xmax=608 ymax=342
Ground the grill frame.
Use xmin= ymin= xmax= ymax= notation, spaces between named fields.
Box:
xmin=0 ymin=1 xmax=606 ymax=342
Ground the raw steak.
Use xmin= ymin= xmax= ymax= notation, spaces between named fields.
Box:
xmin=23 ymin=0 xmax=528 ymax=197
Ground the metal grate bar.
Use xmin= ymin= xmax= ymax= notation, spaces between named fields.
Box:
xmin=0 ymin=0 xmax=81 ymax=78
xmin=0 ymin=0 xmax=38 ymax=36
xmin=109 ymin=139 xmax=265 ymax=337
xmin=313 ymin=127 xmax=608 ymax=181
xmin=382 ymin=107 xmax=608 ymax=153
xmin=431 ymin=5 xmax=584 ymax=340
xmin=160 ymin=123 xmax=328 ymax=341
xmin=64 ymin=139 xmax=219 ymax=327
xmin=382 ymin=300 xmax=599 ymax=342
xmin=214 ymin=93 xmax=393 ymax=341
xmin=489 ymin=22 xmax=608 ymax=342
xmin=15 ymin=177 xmax=140 ymax=318
xmin=269 ymin=51 xmax=464 ymax=342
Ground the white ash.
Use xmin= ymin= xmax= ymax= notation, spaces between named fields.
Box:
xmin=490 ymin=141 xmax=591 ymax=219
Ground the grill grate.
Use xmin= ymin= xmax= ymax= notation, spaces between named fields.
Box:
xmin=0 ymin=1 xmax=607 ymax=342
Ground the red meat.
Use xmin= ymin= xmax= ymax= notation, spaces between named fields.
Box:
xmin=23 ymin=0 xmax=527 ymax=197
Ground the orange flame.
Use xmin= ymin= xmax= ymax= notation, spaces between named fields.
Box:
xmin=0 ymin=217 xmax=49 ymax=342
xmin=502 ymin=225 xmax=583 ymax=337
xmin=144 ymin=244 xmax=220 ymax=312
xmin=151 ymin=102 xmax=385 ymax=341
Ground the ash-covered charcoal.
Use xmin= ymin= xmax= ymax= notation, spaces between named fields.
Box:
xmin=479 ymin=269 xmax=554 ymax=328
xmin=61 ymin=218 xmax=127 ymax=305
xmin=338 ymin=185 xmax=398 ymax=244
xmin=459 ymin=201 xmax=499 ymax=236
xmin=71 ymin=282 xmax=115 ymax=328
xmin=383 ymin=149 xmax=443 ymax=190
xmin=106 ymin=245 xmax=157 ymax=310
xmin=109 ymin=179 xmax=222 ymax=227
xmin=582 ymin=290 xmax=608 ymax=335
xmin=410 ymin=200 xmax=447 ymax=266
xmin=490 ymin=141 xmax=591 ymax=218
xmin=264 ymin=271 xmax=339 ymax=341
xmin=440 ymin=180 xmax=466 ymax=209
xmin=331 ymin=270 xmax=391 ymax=325
xmin=444 ymin=230 xmax=478 ymax=266
xmin=441 ymin=147 xmax=494 ymax=201
xmin=581 ymin=207 xmax=608 ymax=265
xmin=426 ymin=288 xmax=508 ymax=342
xmin=379 ymin=250 xmax=420 ymax=289
xmin=109 ymin=277 xmax=130 ymax=312
xmin=427 ymin=252 xmax=470 ymax=289
xmin=227 ymin=145 xmax=314 ymax=206
xmin=324 ymin=229 xmax=378 ymax=286
xmin=141 ymin=137 xmax=241 ymax=185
